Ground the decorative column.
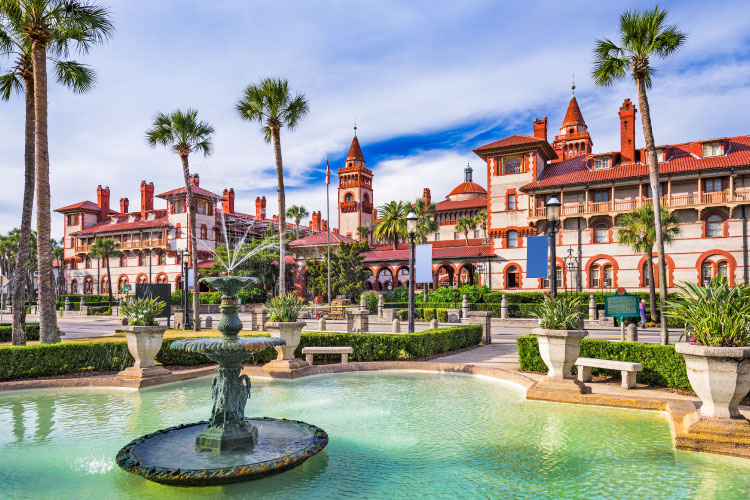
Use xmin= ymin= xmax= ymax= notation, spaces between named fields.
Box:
xmin=589 ymin=294 xmax=597 ymax=320
xmin=500 ymin=294 xmax=508 ymax=320
xmin=461 ymin=294 xmax=469 ymax=319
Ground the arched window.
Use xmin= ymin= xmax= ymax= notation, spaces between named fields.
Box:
xmin=506 ymin=265 xmax=520 ymax=289
xmin=70 ymin=280 xmax=78 ymax=294
xmin=590 ymin=265 xmax=601 ymax=288
xmin=200 ymin=225 xmax=207 ymax=239
xmin=718 ymin=261 xmax=728 ymax=279
xmin=363 ymin=193 xmax=369 ymax=203
xmin=701 ymin=261 xmax=713 ymax=286
xmin=138 ymin=253 xmax=146 ymax=267
xmin=118 ymin=276 xmax=129 ymax=293
xmin=542 ymin=266 xmax=562 ymax=289
xmin=507 ymin=230 xmax=518 ymax=248
xmin=345 ymin=193 xmax=354 ymax=202
xmin=85 ymin=256 xmax=91 ymax=269
xmin=706 ymin=215 xmax=723 ymax=237
xmin=603 ymin=265 xmax=614 ymax=288
xmin=137 ymin=275 xmax=147 ymax=285
xmin=157 ymin=252 xmax=166 ymax=266
xmin=101 ymin=277 xmax=109 ymax=294
xmin=642 ymin=261 xmax=650 ymax=286
xmin=120 ymin=254 xmax=127 ymax=267
xmin=156 ymin=274 xmax=168 ymax=285
xmin=594 ymin=223 xmax=608 ymax=243
xmin=83 ymin=277 xmax=93 ymax=294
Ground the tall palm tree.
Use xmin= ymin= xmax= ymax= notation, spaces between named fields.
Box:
xmin=617 ymin=205 xmax=680 ymax=324
xmin=89 ymin=238 xmax=120 ymax=309
xmin=374 ymin=201 xmax=408 ymax=250
xmin=412 ymin=197 xmax=438 ymax=244
xmin=236 ymin=78 xmax=309 ymax=295
xmin=2 ymin=0 xmax=112 ymax=344
xmin=286 ymin=204 xmax=309 ymax=240
xmin=356 ymin=225 xmax=370 ymax=242
xmin=455 ymin=216 xmax=476 ymax=246
xmin=51 ymin=237 xmax=63 ymax=296
xmin=474 ymin=210 xmax=488 ymax=241
xmin=593 ymin=6 xmax=686 ymax=344
xmin=146 ymin=109 xmax=214 ymax=331
xmin=1 ymin=6 xmax=96 ymax=344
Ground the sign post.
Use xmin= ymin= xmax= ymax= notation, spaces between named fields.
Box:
xmin=604 ymin=287 xmax=640 ymax=341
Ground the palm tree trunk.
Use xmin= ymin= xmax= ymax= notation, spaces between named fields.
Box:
xmin=635 ymin=75 xmax=669 ymax=344
xmin=271 ymin=127 xmax=286 ymax=295
xmin=31 ymin=40 xmax=59 ymax=344
xmin=180 ymin=154 xmax=201 ymax=331
xmin=105 ymin=259 xmax=113 ymax=309
xmin=12 ymin=75 xmax=35 ymax=346
xmin=646 ymin=249 xmax=657 ymax=322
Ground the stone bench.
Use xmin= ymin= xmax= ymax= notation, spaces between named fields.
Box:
xmin=301 ymin=347 xmax=353 ymax=366
xmin=575 ymin=357 xmax=643 ymax=389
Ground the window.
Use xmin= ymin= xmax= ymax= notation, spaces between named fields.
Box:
xmin=590 ymin=266 xmax=600 ymax=288
xmin=345 ymin=193 xmax=354 ymax=202
xmin=506 ymin=266 xmax=519 ymax=288
xmin=85 ymin=256 xmax=91 ymax=269
xmin=594 ymin=157 xmax=610 ymax=170
xmin=175 ymin=225 xmax=182 ymax=238
xmin=197 ymin=202 xmax=206 ymax=215
xmin=592 ymin=190 xmax=609 ymax=203
xmin=507 ymin=230 xmax=518 ymax=248
xmin=156 ymin=274 xmax=168 ymax=285
xmin=508 ymin=194 xmax=516 ymax=210
xmin=70 ymin=280 xmax=78 ymax=294
xmin=138 ymin=253 xmax=146 ymax=267
xmin=647 ymin=184 xmax=664 ymax=198
xmin=157 ymin=252 xmax=166 ymax=266
xmin=701 ymin=262 xmax=713 ymax=285
xmin=703 ymin=141 xmax=722 ymax=157
xmin=120 ymin=254 xmax=127 ymax=267
xmin=542 ymin=266 xmax=562 ymax=289
xmin=67 ymin=214 xmax=79 ymax=226
xmin=603 ymin=265 xmax=613 ymax=288
xmin=118 ymin=276 xmax=129 ymax=293
xmin=474 ymin=230 xmax=480 ymax=239
xmin=594 ymin=223 xmax=608 ymax=243
xmin=706 ymin=215 xmax=723 ymax=237
xmin=705 ymin=178 xmax=722 ymax=193
xmin=502 ymin=157 xmax=522 ymax=175
xmin=454 ymin=232 xmax=459 ymax=240
xmin=173 ymin=201 xmax=185 ymax=213
xmin=137 ymin=275 xmax=147 ymax=285
xmin=201 ymin=226 xmax=208 ymax=239
xmin=718 ymin=261 xmax=728 ymax=278
xmin=642 ymin=261 xmax=651 ymax=286
xmin=434 ymin=233 xmax=440 ymax=241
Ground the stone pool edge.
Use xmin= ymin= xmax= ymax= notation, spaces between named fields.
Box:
xmin=2 ymin=361 xmax=749 ymax=459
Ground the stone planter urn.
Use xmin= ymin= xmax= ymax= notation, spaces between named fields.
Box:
xmin=531 ymin=327 xmax=590 ymax=394
xmin=116 ymin=325 xmax=170 ymax=380
xmin=265 ymin=321 xmax=308 ymax=370
xmin=675 ymin=343 xmax=750 ymax=419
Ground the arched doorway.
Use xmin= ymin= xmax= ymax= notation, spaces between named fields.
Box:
xmin=83 ymin=276 xmax=93 ymax=295
xmin=435 ymin=263 xmax=455 ymax=288
xmin=506 ymin=265 xmax=520 ymax=289
xmin=457 ymin=263 xmax=475 ymax=286
xmin=376 ymin=267 xmax=394 ymax=291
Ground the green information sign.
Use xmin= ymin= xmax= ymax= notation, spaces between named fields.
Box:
xmin=123 ymin=285 xmax=132 ymax=292
xmin=604 ymin=289 xmax=639 ymax=318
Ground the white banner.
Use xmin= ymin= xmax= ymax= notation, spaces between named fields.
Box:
xmin=415 ymin=244 xmax=433 ymax=283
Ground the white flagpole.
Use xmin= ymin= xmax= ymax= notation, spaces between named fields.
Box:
xmin=326 ymin=159 xmax=332 ymax=305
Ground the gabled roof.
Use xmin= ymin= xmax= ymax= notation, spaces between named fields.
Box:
xmin=156 ymin=186 xmax=222 ymax=200
xmin=562 ymin=96 xmax=586 ymax=127
xmin=473 ymin=134 xmax=557 ymax=161
xmin=436 ymin=197 xmax=487 ymax=211
xmin=347 ymin=136 xmax=364 ymax=161
xmin=55 ymin=201 xmax=116 ymax=214
xmin=289 ymin=231 xmax=352 ymax=247
xmin=447 ymin=181 xmax=487 ymax=198
xmin=70 ymin=213 xmax=172 ymax=236
xmin=522 ymin=135 xmax=750 ymax=190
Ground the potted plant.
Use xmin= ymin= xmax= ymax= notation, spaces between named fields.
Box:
xmin=116 ymin=297 xmax=170 ymax=379
xmin=531 ymin=294 xmax=589 ymax=392
xmin=264 ymin=293 xmax=308 ymax=370
xmin=670 ymin=277 xmax=750 ymax=420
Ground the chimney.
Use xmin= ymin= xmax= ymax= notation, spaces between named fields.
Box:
xmin=229 ymin=188 xmax=235 ymax=214
xmin=97 ymin=185 xmax=110 ymax=222
xmin=423 ymin=188 xmax=431 ymax=205
xmin=311 ymin=211 xmax=321 ymax=231
xmin=322 ymin=219 xmax=328 ymax=231
xmin=332 ymin=227 xmax=339 ymax=235
xmin=260 ymin=196 xmax=266 ymax=219
xmin=190 ymin=173 xmax=200 ymax=186
xmin=533 ymin=117 xmax=548 ymax=142
xmin=222 ymin=189 xmax=230 ymax=213
xmin=140 ymin=180 xmax=154 ymax=218
xmin=120 ymin=197 xmax=129 ymax=214
xmin=619 ymin=99 xmax=637 ymax=164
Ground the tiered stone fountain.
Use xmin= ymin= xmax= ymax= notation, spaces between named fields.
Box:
xmin=116 ymin=276 xmax=328 ymax=486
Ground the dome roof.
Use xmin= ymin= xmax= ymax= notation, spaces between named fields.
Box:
xmin=447 ymin=181 xmax=487 ymax=198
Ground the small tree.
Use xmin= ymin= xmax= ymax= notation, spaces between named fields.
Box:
xmin=286 ymin=205 xmax=309 ymax=241
xmin=374 ymin=201 xmax=408 ymax=249
xmin=474 ymin=210 xmax=488 ymax=241
xmin=305 ymin=241 xmax=370 ymax=300
xmin=455 ymin=216 xmax=476 ymax=245
xmin=356 ymin=225 xmax=371 ymax=242
xmin=413 ymin=196 xmax=438 ymax=243
xmin=89 ymin=238 xmax=121 ymax=309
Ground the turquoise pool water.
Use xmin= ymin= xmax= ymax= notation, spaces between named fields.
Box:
xmin=1 ymin=371 xmax=749 ymax=499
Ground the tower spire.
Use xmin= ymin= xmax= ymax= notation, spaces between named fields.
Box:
xmin=354 ymin=116 xmax=357 ymax=137
xmin=571 ymin=72 xmax=575 ymax=97
xmin=464 ymin=162 xmax=473 ymax=182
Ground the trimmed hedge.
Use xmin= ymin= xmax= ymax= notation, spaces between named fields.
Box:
xmin=516 ymin=335 xmax=690 ymax=390
xmin=0 ymin=326 xmax=483 ymax=381
xmin=0 ymin=323 xmax=40 ymax=342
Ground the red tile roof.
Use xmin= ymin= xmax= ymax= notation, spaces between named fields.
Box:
xmin=289 ymin=231 xmax=352 ymax=247
xmin=156 ymin=186 xmax=222 ymax=200
xmin=347 ymin=136 xmax=364 ymax=161
xmin=54 ymin=201 xmax=118 ymax=214
xmin=70 ymin=214 xmax=172 ymax=235
xmin=363 ymin=243 xmax=492 ymax=262
xmin=473 ymin=134 xmax=542 ymax=151
xmin=522 ymin=135 xmax=750 ymax=190
xmin=473 ymin=134 xmax=557 ymax=161
xmin=436 ymin=197 xmax=487 ymax=211
xmin=562 ymin=96 xmax=585 ymax=127
xmin=447 ymin=182 xmax=487 ymax=198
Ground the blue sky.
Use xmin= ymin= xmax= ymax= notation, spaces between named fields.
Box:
xmin=1 ymin=0 xmax=749 ymax=238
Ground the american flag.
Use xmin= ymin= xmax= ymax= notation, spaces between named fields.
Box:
xmin=326 ymin=158 xmax=330 ymax=185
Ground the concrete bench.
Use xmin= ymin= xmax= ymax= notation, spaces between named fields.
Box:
xmin=575 ymin=357 xmax=643 ymax=389
xmin=301 ymin=347 xmax=353 ymax=365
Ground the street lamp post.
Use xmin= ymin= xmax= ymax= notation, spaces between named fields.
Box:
xmin=546 ymin=197 xmax=561 ymax=297
xmin=177 ymin=249 xmax=192 ymax=330
xmin=406 ymin=211 xmax=418 ymax=333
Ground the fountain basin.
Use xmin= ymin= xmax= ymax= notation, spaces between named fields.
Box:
xmin=115 ymin=417 xmax=328 ymax=485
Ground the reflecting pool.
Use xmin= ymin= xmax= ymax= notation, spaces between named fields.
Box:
xmin=1 ymin=371 xmax=749 ymax=499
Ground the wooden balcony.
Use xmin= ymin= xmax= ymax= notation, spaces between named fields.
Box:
xmin=340 ymin=200 xmax=357 ymax=213
xmin=75 ymin=236 xmax=169 ymax=254
xmin=530 ymin=190 xmax=746 ymax=220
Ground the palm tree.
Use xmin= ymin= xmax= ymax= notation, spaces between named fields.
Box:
xmin=89 ymin=238 xmax=120 ymax=309
xmin=455 ymin=216 xmax=476 ymax=246
xmin=617 ymin=205 xmax=680 ymax=325
xmin=50 ymin=237 xmax=63 ymax=296
xmin=236 ymin=78 xmax=309 ymax=295
xmin=286 ymin=205 xmax=309 ymax=241
xmin=374 ymin=201 xmax=408 ymax=250
xmin=593 ymin=6 xmax=686 ymax=344
xmin=2 ymin=0 xmax=112 ymax=344
xmin=413 ymin=197 xmax=438 ymax=244
xmin=1 ymin=8 xmax=96 ymax=343
xmin=356 ymin=225 xmax=371 ymax=242
xmin=474 ymin=210 xmax=488 ymax=241
xmin=146 ymin=109 xmax=214 ymax=331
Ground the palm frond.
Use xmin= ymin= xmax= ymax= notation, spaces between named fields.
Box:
xmin=592 ymin=38 xmax=627 ymax=87
xmin=51 ymin=59 xmax=95 ymax=93
xmin=0 ymin=68 xmax=23 ymax=100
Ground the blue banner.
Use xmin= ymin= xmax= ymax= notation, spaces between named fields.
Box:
xmin=526 ymin=236 xmax=549 ymax=278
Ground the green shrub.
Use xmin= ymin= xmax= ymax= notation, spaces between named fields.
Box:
xmin=423 ymin=308 xmax=437 ymax=321
xmin=199 ymin=292 xmax=222 ymax=305
xmin=516 ymin=335 xmax=690 ymax=390
xmin=0 ymin=323 xmax=40 ymax=342
xmin=238 ymin=287 xmax=268 ymax=304
xmin=362 ymin=292 xmax=379 ymax=314
xmin=531 ymin=294 xmax=583 ymax=330
xmin=266 ymin=293 xmax=305 ymax=322
xmin=88 ymin=306 xmax=112 ymax=316
xmin=121 ymin=297 xmax=166 ymax=326
xmin=384 ymin=301 xmax=407 ymax=309
xmin=436 ymin=309 xmax=448 ymax=322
